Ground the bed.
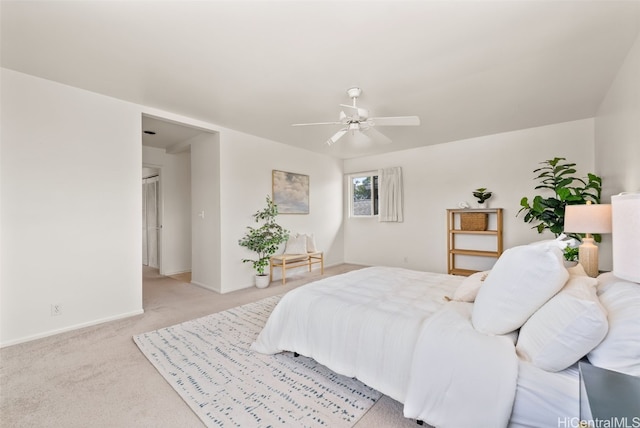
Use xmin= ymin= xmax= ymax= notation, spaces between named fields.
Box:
xmin=251 ymin=242 xmax=640 ymax=427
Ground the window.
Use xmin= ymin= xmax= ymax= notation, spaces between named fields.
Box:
xmin=350 ymin=174 xmax=378 ymax=216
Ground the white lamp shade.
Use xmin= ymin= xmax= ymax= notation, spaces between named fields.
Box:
xmin=612 ymin=193 xmax=640 ymax=282
xmin=564 ymin=204 xmax=612 ymax=234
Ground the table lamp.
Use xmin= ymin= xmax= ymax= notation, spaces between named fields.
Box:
xmin=611 ymin=192 xmax=640 ymax=283
xmin=564 ymin=201 xmax=612 ymax=277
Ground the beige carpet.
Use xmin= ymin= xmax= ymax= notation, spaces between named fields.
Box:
xmin=168 ymin=271 xmax=191 ymax=283
xmin=0 ymin=264 xmax=428 ymax=428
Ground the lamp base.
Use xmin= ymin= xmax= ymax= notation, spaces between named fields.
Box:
xmin=578 ymin=237 xmax=599 ymax=278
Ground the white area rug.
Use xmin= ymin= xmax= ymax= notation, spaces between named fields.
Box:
xmin=133 ymin=295 xmax=382 ymax=427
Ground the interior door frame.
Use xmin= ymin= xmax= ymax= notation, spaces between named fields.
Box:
xmin=143 ymin=163 xmax=164 ymax=275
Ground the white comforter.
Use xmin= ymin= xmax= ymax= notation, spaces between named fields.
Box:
xmin=251 ymin=266 xmax=519 ymax=426
xmin=403 ymin=301 xmax=518 ymax=427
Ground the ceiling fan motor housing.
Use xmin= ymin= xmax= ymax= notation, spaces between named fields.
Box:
xmin=347 ymin=87 xmax=362 ymax=99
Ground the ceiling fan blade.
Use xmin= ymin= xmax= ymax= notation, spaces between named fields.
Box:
xmin=326 ymin=129 xmax=347 ymax=146
xmin=369 ymin=116 xmax=420 ymax=126
xmin=291 ymin=121 xmax=342 ymax=127
xmin=362 ymin=127 xmax=393 ymax=144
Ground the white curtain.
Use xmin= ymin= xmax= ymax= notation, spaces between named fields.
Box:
xmin=378 ymin=166 xmax=404 ymax=222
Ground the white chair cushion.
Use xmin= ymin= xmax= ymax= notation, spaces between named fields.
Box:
xmin=305 ymin=233 xmax=318 ymax=253
xmin=284 ymin=234 xmax=307 ymax=255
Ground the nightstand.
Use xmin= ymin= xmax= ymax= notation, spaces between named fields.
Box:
xmin=579 ymin=362 xmax=640 ymax=424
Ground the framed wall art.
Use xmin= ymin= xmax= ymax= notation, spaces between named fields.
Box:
xmin=272 ymin=170 xmax=309 ymax=214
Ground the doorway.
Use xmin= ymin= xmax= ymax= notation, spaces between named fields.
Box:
xmin=142 ymin=169 xmax=160 ymax=269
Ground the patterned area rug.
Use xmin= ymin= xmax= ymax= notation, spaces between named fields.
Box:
xmin=133 ymin=295 xmax=382 ymax=427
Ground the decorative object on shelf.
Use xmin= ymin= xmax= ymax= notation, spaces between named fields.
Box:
xmin=272 ymin=170 xmax=310 ymax=214
xmin=460 ymin=212 xmax=488 ymax=231
xmin=563 ymin=201 xmax=612 ymax=277
xmin=611 ymin=192 xmax=640 ymax=282
xmin=517 ymin=157 xmax=602 ymax=260
xmin=472 ymin=188 xmax=492 ymax=208
xmin=238 ymin=196 xmax=290 ymax=288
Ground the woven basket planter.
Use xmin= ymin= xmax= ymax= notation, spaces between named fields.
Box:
xmin=460 ymin=212 xmax=488 ymax=231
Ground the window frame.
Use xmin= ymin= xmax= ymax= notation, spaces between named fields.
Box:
xmin=348 ymin=172 xmax=379 ymax=218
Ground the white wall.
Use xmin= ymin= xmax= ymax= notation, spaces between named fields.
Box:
xmin=142 ymin=146 xmax=192 ymax=276
xmin=1 ymin=69 xmax=143 ymax=346
xmin=344 ymin=119 xmax=596 ymax=273
xmin=1 ymin=68 xmax=346 ymax=345
xmin=219 ymin=132 xmax=344 ymax=293
xmin=594 ymin=31 xmax=640 ymax=272
xmin=137 ymin=110 xmax=345 ymax=294
xmin=191 ymin=133 xmax=222 ymax=292
xmin=595 ymin=31 xmax=640 ymax=196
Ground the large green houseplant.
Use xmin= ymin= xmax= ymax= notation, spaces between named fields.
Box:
xmin=517 ymin=157 xmax=603 ymax=256
xmin=238 ymin=196 xmax=289 ymax=287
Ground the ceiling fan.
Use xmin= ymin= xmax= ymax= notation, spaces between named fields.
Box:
xmin=292 ymin=87 xmax=420 ymax=146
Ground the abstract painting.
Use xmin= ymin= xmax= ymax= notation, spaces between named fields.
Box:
xmin=272 ymin=170 xmax=309 ymax=214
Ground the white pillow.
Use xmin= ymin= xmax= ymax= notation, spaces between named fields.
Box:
xmin=305 ymin=233 xmax=318 ymax=253
xmin=453 ymin=271 xmax=490 ymax=302
xmin=284 ymin=234 xmax=307 ymax=254
xmin=516 ymin=275 xmax=608 ymax=372
xmin=588 ymin=277 xmax=640 ymax=376
xmin=472 ymin=244 xmax=569 ymax=335
xmin=567 ymin=263 xmax=588 ymax=277
xmin=595 ymin=271 xmax=621 ymax=294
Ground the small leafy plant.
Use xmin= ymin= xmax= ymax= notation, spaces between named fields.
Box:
xmin=517 ymin=157 xmax=602 ymax=244
xmin=238 ymin=196 xmax=290 ymax=276
xmin=473 ymin=188 xmax=492 ymax=204
xmin=564 ymin=246 xmax=579 ymax=262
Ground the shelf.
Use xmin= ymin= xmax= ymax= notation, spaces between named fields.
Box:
xmin=447 ymin=208 xmax=498 ymax=214
xmin=449 ymin=268 xmax=479 ymax=276
xmin=449 ymin=229 xmax=498 ymax=235
xmin=447 ymin=208 xmax=503 ymax=276
xmin=450 ymin=249 xmax=500 ymax=257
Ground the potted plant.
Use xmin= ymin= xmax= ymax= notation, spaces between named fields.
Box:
xmin=517 ymin=157 xmax=603 ymax=260
xmin=563 ymin=246 xmax=579 ymax=266
xmin=238 ymin=196 xmax=290 ymax=288
xmin=472 ymin=188 xmax=492 ymax=208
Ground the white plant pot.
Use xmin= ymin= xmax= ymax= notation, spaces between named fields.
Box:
xmin=477 ymin=202 xmax=487 ymax=209
xmin=255 ymin=274 xmax=270 ymax=289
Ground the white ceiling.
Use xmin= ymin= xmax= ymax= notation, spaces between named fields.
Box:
xmin=2 ymin=1 xmax=639 ymax=159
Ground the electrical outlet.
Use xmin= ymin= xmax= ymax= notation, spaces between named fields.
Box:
xmin=51 ymin=304 xmax=62 ymax=316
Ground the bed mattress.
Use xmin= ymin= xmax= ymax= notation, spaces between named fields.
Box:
xmin=251 ymin=266 xmax=462 ymax=403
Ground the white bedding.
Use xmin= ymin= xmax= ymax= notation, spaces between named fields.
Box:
xmin=403 ymin=301 xmax=519 ymax=427
xmin=509 ymin=361 xmax=580 ymax=428
xmin=251 ymin=266 xmax=461 ymax=402
xmin=251 ymin=266 xmax=581 ymax=426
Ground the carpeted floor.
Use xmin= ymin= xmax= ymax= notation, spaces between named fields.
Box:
xmin=134 ymin=294 xmax=381 ymax=427
xmin=0 ymin=264 xmax=428 ymax=428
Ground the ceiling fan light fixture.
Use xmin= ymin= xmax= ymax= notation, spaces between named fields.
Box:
xmin=291 ymin=87 xmax=420 ymax=147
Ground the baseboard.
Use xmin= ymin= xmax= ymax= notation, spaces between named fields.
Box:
xmin=0 ymin=308 xmax=145 ymax=348
xmin=191 ymin=280 xmax=221 ymax=294
xmin=165 ymin=269 xmax=192 ymax=277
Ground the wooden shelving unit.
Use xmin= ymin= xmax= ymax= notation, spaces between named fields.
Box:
xmin=447 ymin=208 xmax=503 ymax=276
